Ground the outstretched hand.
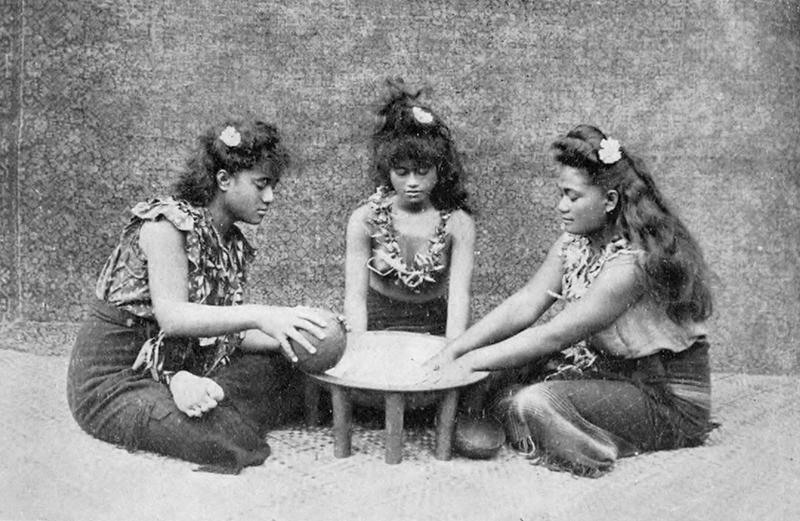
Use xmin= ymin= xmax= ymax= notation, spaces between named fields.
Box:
xmin=421 ymin=348 xmax=457 ymax=372
xmin=255 ymin=306 xmax=329 ymax=363
xmin=417 ymin=350 xmax=475 ymax=387
xmin=169 ymin=370 xmax=225 ymax=418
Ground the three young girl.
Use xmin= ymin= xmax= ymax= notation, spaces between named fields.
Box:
xmin=68 ymin=87 xmax=715 ymax=475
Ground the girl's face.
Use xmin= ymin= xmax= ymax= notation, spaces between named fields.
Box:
xmin=389 ymin=159 xmax=438 ymax=208
xmin=223 ymin=167 xmax=276 ymax=225
xmin=556 ymin=165 xmax=615 ymax=237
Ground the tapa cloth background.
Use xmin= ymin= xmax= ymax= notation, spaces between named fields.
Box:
xmin=0 ymin=0 xmax=797 ymax=374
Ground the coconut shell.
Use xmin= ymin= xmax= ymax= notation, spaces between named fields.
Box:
xmin=453 ymin=416 xmax=506 ymax=459
xmin=290 ymin=309 xmax=347 ymax=373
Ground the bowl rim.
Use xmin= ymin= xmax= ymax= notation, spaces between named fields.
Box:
xmin=305 ymin=330 xmax=489 ymax=392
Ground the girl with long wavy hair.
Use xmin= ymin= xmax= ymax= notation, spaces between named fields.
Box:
xmin=429 ymin=124 xmax=715 ymax=475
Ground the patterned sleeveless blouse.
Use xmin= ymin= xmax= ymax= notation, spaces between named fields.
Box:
xmin=546 ymin=232 xmax=641 ymax=378
xmin=95 ymin=197 xmax=255 ymax=383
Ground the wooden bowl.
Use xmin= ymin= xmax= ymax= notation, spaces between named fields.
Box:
xmin=308 ymin=331 xmax=488 ymax=410
xmin=453 ymin=416 xmax=506 ymax=459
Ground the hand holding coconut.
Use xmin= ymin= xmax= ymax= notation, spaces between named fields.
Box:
xmin=286 ymin=309 xmax=348 ymax=374
xmin=252 ymin=306 xmax=331 ymax=363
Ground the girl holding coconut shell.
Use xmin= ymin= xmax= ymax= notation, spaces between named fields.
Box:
xmin=67 ymin=117 xmax=335 ymax=473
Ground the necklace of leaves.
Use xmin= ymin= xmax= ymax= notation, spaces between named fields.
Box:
xmin=544 ymin=234 xmax=632 ymax=379
xmin=367 ymin=187 xmax=451 ymax=292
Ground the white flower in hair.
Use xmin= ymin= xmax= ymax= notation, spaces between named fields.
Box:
xmin=598 ymin=138 xmax=622 ymax=164
xmin=412 ymin=106 xmax=434 ymax=124
xmin=219 ymin=126 xmax=242 ymax=147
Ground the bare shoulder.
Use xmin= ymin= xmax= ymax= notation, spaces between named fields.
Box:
xmin=598 ymin=251 xmax=645 ymax=288
xmin=446 ymin=209 xmax=476 ymax=237
xmin=349 ymin=203 xmax=372 ymax=222
xmin=139 ymin=219 xmax=185 ymax=255
xmin=346 ymin=203 xmax=373 ymax=236
xmin=542 ymin=232 xmax=571 ymax=259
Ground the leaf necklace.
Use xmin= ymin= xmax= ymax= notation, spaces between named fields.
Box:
xmin=367 ymin=187 xmax=451 ymax=292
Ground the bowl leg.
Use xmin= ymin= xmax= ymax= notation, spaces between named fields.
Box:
xmin=331 ymin=386 xmax=352 ymax=458
xmin=435 ymin=389 xmax=459 ymax=460
xmin=384 ymin=393 xmax=405 ymax=464
xmin=304 ymin=378 xmax=322 ymax=427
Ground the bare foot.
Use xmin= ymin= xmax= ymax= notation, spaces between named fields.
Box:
xmin=169 ymin=371 xmax=225 ymax=418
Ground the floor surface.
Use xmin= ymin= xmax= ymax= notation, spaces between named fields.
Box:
xmin=1 ymin=349 xmax=798 ymax=521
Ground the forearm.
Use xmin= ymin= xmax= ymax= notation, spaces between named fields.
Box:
xmin=445 ymin=292 xmax=470 ymax=339
xmin=463 ymin=325 xmax=562 ymax=371
xmin=344 ymin=207 xmax=371 ymax=333
xmin=240 ymin=328 xmax=281 ymax=353
xmin=344 ymin=288 xmax=368 ymax=333
xmin=446 ymin=291 xmax=542 ymax=358
xmin=445 ymin=213 xmax=475 ymax=339
xmin=152 ymin=301 xmax=262 ymax=338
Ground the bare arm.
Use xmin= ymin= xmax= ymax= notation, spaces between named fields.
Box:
xmin=443 ymin=234 xmax=566 ymax=359
xmin=240 ymin=329 xmax=281 ymax=353
xmin=139 ymin=220 xmax=325 ymax=360
xmin=461 ymin=256 xmax=644 ymax=371
xmin=445 ymin=210 xmax=476 ymax=338
xmin=344 ymin=206 xmax=372 ymax=333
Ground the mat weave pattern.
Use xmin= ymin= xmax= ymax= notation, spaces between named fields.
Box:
xmin=2 ymin=349 xmax=799 ymax=521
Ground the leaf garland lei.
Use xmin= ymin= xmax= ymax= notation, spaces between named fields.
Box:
xmin=367 ymin=187 xmax=451 ymax=292
xmin=544 ymin=233 xmax=636 ymax=379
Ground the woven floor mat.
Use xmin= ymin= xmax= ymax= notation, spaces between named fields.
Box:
xmin=267 ymin=424 xmax=520 ymax=464
xmin=3 ymin=349 xmax=800 ymax=521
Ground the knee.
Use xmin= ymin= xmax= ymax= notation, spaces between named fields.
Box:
xmin=508 ymin=384 xmax=557 ymax=422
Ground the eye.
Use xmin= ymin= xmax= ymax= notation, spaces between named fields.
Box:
xmin=254 ymin=178 xmax=270 ymax=190
xmin=560 ymin=188 xmax=578 ymax=202
xmin=392 ymin=168 xmax=408 ymax=176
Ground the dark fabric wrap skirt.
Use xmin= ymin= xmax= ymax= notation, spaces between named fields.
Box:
xmin=66 ymin=299 xmax=304 ymax=473
xmin=494 ymin=339 xmax=716 ymax=475
xmin=366 ymin=286 xmax=447 ymax=335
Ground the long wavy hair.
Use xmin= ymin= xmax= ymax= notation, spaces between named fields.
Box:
xmin=173 ymin=118 xmax=289 ymax=206
xmin=370 ymin=78 xmax=472 ymax=213
xmin=552 ymin=124 xmax=713 ymax=323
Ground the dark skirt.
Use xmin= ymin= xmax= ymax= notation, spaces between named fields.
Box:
xmin=496 ymin=340 xmax=716 ymax=475
xmin=66 ymin=299 xmax=304 ymax=473
xmin=366 ymin=287 xmax=447 ymax=335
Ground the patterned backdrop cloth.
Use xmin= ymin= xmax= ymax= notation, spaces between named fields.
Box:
xmin=1 ymin=1 xmax=798 ymax=372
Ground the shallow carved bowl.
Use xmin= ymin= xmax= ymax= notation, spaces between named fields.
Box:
xmin=308 ymin=331 xmax=488 ymax=410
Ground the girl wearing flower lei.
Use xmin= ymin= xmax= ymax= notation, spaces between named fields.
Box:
xmin=67 ymin=118 xmax=329 ymax=473
xmin=344 ymin=78 xmax=476 ymax=338
xmin=430 ymin=125 xmax=716 ymax=475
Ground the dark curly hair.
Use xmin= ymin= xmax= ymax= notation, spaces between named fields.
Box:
xmin=370 ymin=78 xmax=472 ymax=213
xmin=173 ymin=118 xmax=289 ymax=206
xmin=552 ymin=124 xmax=713 ymax=323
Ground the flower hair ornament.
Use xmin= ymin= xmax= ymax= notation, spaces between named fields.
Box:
xmin=598 ymin=137 xmax=622 ymax=164
xmin=219 ymin=126 xmax=242 ymax=148
xmin=412 ymin=106 xmax=434 ymax=125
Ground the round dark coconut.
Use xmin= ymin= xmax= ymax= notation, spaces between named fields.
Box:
xmin=453 ymin=416 xmax=506 ymax=459
xmin=290 ymin=309 xmax=347 ymax=373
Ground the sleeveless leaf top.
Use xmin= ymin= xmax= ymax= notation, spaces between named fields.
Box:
xmin=95 ymin=197 xmax=255 ymax=383
xmin=546 ymin=233 xmax=640 ymax=378
xmin=549 ymin=232 xmax=707 ymax=379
